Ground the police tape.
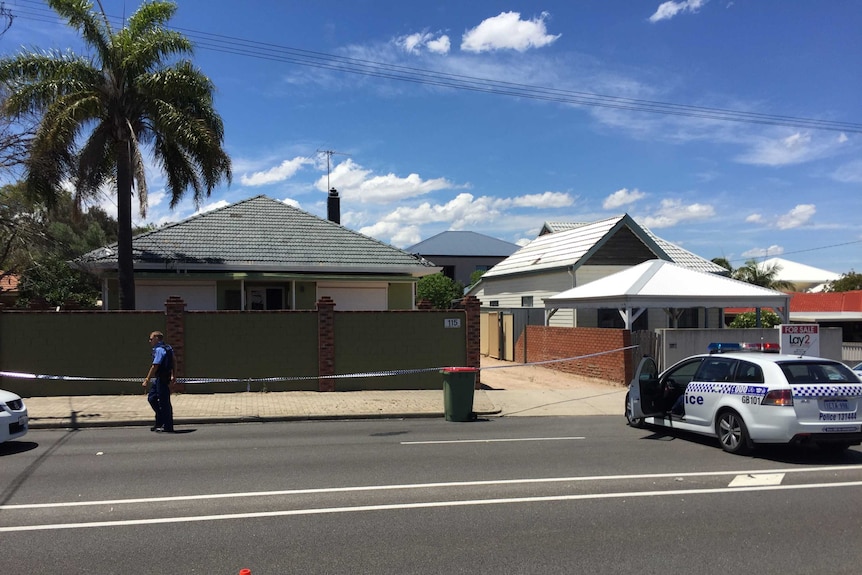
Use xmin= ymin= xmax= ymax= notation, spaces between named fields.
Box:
xmin=0 ymin=345 xmax=637 ymax=384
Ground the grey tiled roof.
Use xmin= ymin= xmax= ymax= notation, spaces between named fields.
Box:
xmin=77 ymin=195 xmax=437 ymax=275
xmin=407 ymin=231 xmax=520 ymax=257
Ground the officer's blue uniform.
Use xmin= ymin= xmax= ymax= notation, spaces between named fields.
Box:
xmin=147 ymin=342 xmax=174 ymax=432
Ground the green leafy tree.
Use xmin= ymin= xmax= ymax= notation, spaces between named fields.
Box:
xmin=729 ymin=310 xmax=782 ymax=329
xmin=468 ymin=269 xmax=486 ymax=287
xmin=417 ymin=273 xmax=463 ymax=310
xmin=0 ymin=0 xmax=231 ymax=310
xmin=17 ymin=255 xmax=100 ymax=308
xmin=825 ymin=270 xmax=862 ymax=292
xmin=0 ymin=182 xmax=126 ymax=306
xmin=711 ymin=257 xmax=733 ymax=274
xmin=732 ymin=259 xmax=796 ymax=291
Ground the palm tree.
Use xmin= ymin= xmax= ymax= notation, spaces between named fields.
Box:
xmin=732 ymin=258 xmax=796 ymax=291
xmin=0 ymin=0 xmax=231 ymax=309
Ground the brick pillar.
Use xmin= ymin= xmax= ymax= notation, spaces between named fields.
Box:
xmin=462 ymin=295 xmax=481 ymax=388
xmin=317 ymin=296 xmax=336 ymax=392
xmin=165 ymin=296 xmax=186 ymax=392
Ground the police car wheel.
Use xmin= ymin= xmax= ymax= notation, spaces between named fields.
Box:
xmin=624 ymin=393 xmax=644 ymax=428
xmin=716 ymin=410 xmax=751 ymax=455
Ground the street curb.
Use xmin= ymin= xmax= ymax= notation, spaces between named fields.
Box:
xmin=26 ymin=408 xmax=504 ymax=429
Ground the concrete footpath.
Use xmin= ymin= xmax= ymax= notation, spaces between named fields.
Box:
xmin=22 ymin=358 xmax=628 ymax=429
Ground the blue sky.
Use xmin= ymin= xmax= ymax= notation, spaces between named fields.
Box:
xmin=5 ymin=0 xmax=862 ymax=274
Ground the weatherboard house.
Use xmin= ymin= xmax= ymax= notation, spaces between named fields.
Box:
xmin=468 ymin=214 xmax=735 ymax=330
xmin=74 ymin=195 xmax=439 ymax=311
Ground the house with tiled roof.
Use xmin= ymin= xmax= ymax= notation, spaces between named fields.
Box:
xmin=407 ymin=231 xmax=520 ymax=287
xmin=469 ymin=214 xmax=728 ymax=330
xmin=74 ymin=195 xmax=439 ymax=311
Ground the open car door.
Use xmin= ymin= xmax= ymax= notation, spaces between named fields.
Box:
xmin=631 ymin=356 xmax=664 ymax=419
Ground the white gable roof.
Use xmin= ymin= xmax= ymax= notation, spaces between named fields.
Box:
xmin=545 ymin=259 xmax=789 ymax=310
xmin=485 ymin=215 xmax=724 ymax=278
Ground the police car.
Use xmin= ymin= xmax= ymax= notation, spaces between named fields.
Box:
xmin=1 ymin=388 xmax=28 ymax=443
xmin=625 ymin=343 xmax=862 ymax=454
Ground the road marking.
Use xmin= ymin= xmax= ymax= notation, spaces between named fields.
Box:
xmin=729 ymin=473 xmax=785 ymax=487
xmin=2 ymin=480 xmax=861 ymax=533
xmin=401 ymin=436 xmax=586 ymax=445
xmin=2 ymin=465 xmax=859 ymax=511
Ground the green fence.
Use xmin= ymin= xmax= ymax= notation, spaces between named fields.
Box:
xmin=0 ymin=306 xmax=470 ymax=396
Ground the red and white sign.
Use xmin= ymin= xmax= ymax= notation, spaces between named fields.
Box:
xmin=779 ymin=324 xmax=820 ymax=356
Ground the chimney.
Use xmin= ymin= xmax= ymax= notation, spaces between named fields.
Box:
xmin=327 ymin=188 xmax=340 ymax=224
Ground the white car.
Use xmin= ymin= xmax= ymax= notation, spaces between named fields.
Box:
xmin=625 ymin=346 xmax=862 ymax=454
xmin=1 ymin=389 xmax=28 ymax=442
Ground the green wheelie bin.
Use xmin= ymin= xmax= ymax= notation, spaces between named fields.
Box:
xmin=441 ymin=367 xmax=478 ymax=422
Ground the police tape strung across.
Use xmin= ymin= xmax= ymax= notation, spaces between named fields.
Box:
xmin=0 ymin=345 xmax=638 ymax=385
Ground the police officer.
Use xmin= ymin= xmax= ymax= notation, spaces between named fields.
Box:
xmin=143 ymin=331 xmax=176 ymax=432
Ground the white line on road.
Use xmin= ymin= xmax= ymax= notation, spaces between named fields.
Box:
xmin=401 ymin=436 xmax=586 ymax=445
xmin=729 ymin=473 xmax=785 ymax=487
xmin=2 ymin=480 xmax=861 ymax=533
xmin=2 ymin=465 xmax=859 ymax=511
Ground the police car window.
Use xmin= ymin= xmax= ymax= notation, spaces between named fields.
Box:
xmin=664 ymin=359 xmax=703 ymax=387
xmin=779 ymin=362 xmax=855 ymax=384
xmin=696 ymin=358 xmax=736 ymax=382
xmin=734 ymin=361 xmax=763 ymax=383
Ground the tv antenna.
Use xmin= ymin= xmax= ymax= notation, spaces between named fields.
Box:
xmin=317 ymin=149 xmax=350 ymax=191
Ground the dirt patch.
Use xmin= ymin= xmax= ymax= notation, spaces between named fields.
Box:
xmin=479 ymin=356 xmax=624 ymax=391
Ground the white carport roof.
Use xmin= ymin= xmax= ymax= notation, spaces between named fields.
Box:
xmin=544 ymin=259 xmax=790 ymax=329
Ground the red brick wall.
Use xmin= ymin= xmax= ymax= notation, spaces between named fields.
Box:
xmin=514 ymin=326 xmax=632 ymax=385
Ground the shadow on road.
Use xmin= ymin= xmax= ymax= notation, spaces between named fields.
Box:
xmin=0 ymin=441 xmax=39 ymax=456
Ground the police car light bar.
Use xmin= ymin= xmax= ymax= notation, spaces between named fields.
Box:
xmin=708 ymin=342 xmax=780 ymax=354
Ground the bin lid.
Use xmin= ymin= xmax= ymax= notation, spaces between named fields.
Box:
xmin=441 ymin=367 xmax=479 ymax=373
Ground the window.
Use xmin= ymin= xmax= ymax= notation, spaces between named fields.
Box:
xmin=521 ymin=296 xmax=533 ymax=307
xmin=734 ymin=361 xmax=764 ymax=383
xmin=696 ymin=358 xmax=736 ymax=382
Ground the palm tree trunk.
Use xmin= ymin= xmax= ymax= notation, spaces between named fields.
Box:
xmin=116 ymin=140 xmax=135 ymax=310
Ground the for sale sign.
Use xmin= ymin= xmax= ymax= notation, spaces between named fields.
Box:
xmin=779 ymin=324 xmax=820 ymax=356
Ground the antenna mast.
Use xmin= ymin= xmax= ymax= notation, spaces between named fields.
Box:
xmin=317 ymin=149 xmax=350 ymax=191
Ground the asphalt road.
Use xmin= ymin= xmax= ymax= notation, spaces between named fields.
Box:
xmin=2 ymin=417 xmax=862 ymax=574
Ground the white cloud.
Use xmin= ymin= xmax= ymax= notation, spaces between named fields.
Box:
xmin=426 ymin=36 xmax=451 ymax=54
xmin=742 ymin=245 xmax=784 ymax=258
xmin=776 ymin=204 xmax=815 ymax=230
xmin=240 ymin=156 xmax=314 ymax=186
xmin=735 ymin=131 xmax=845 ymax=167
xmin=603 ymin=188 xmax=646 ymax=210
xmin=355 ymin=190 xmax=574 ymax=247
xmin=745 ymin=213 xmax=764 ymax=224
xmin=649 ymin=0 xmax=708 ymax=23
xmin=461 ymin=11 xmax=561 ymax=53
xmin=505 ymin=191 xmax=574 ymax=208
xmin=640 ymin=198 xmax=715 ymax=228
xmin=323 ymin=159 xmax=456 ymax=203
xmin=280 ymin=197 xmax=301 ymax=209
xmin=193 ymin=200 xmax=230 ymax=215
xmin=832 ymin=159 xmax=862 ymax=184
xmin=397 ymin=32 xmax=451 ymax=55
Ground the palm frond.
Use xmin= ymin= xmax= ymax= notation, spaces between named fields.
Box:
xmin=48 ymin=0 xmax=112 ymax=63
